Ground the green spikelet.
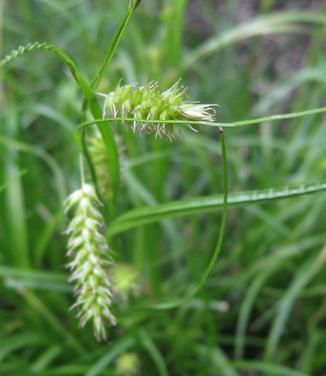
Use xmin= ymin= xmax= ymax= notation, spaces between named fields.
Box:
xmin=102 ymin=81 xmax=216 ymax=140
xmin=112 ymin=263 xmax=142 ymax=302
xmin=88 ymin=132 xmax=114 ymax=202
xmin=115 ymin=352 xmax=141 ymax=376
xmin=88 ymin=132 xmax=124 ymax=202
xmin=64 ymin=184 xmax=116 ymax=341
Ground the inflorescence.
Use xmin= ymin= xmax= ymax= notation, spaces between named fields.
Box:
xmin=101 ymin=81 xmax=216 ymax=140
xmin=65 ymin=80 xmax=216 ymax=340
xmin=64 ymin=184 xmax=116 ymax=341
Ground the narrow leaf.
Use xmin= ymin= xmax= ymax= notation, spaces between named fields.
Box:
xmin=109 ymin=182 xmax=326 ymax=235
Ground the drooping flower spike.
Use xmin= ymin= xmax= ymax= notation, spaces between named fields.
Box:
xmin=64 ymin=184 xmax=116 ymax=341
xmin=88 ymin=132 xmax=125 ymax=203
xmin=88 ymin=132 xmax=114 ymax=202
xmin=100 ymin=81 xmax=216 ymax=140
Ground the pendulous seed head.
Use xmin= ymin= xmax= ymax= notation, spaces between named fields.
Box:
xmin=88 ymin=132 xmax=114 ymax=202
xmin=101 ymin=81 xmax=216 ymax=140
xmin=115 ymin=352 xmax=141 ymax=376
xmin=64 ymin=183 xmax=116 ymax=341
xmin=88 ymin=132 xmax=125 ymax=203
xmin=112 ymin=263 xmax=142 ymax=302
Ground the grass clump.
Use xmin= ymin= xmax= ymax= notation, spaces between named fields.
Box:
xmin=1 ymin=0 xmax=326 ymax=375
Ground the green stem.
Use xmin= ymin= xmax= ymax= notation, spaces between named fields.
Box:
xmin=90 ymin=5 xmax=136 ymax=90
xmin=149 ymin=128 xmax=229 ymax=310
xmin=79 ymin=154 xmax=86 ymax=185
xmin=1 ymin=41 xmax=120 ymax=203
xmin=74 ymin=105 xmax=326 ymax=131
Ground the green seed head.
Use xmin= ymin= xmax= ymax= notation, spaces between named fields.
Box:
xmin=102 ymin=81 xmax=216 ymax=140
xmin=88 ymin=132 xmax=113 ymax=202
xmin=112 ymin=263 xmax=142 ymax=302
xmin=88 ymin=132 xmax=125 ymax=202
xmin=64 ymin=184 xmax=116 ymax=341
xmin=115 ymin=352 xmax=141 ymax=376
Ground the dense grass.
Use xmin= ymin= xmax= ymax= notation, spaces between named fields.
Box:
xmin=1 ymin=0 xmax=326 ymax=375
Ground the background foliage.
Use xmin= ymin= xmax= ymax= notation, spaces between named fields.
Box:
xmin=1 ymin=0 xmax=326 ymax=375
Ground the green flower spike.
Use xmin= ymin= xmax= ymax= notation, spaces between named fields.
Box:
xmin=115 ymin=352 xmax=141 ymax=376
xmin=88 ymin=132 xmax=125 ymax=202
xmin=112 ymin=263 xmax=142 ymax=302
xmin=64 ymin=184 xmax=116 ymax=341
xmin=102 ymin=81 xmax=216 ymax=140
xmin=88 ymin=132 xmax=114 ymax=202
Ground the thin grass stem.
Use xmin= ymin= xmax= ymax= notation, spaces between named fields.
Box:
xmin=74 ymin=106 xmax=326 ymax=133
xmin=147 ymin=128 xmax=228 ymax=310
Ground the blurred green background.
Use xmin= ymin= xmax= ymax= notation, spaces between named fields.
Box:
xmin=1 ymin=0 xmax=326 ymax=375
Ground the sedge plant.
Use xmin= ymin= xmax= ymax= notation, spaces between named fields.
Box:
xmin=1 ymin=3 xmax=326 ymax=374
xmin=1 ymin=0 xmax=226 ymax=340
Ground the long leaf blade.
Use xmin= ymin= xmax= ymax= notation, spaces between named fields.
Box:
xmin=109 ymin=182 xmax=326 ymax=235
